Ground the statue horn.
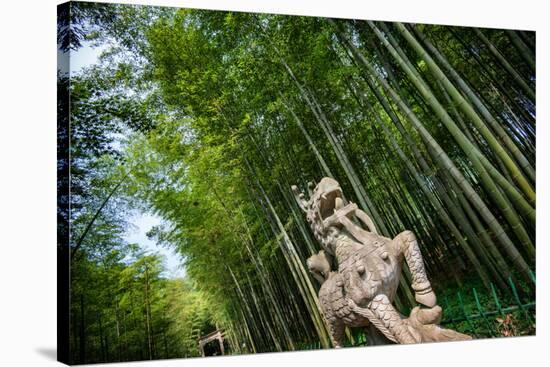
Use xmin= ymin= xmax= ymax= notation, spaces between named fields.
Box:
xmin=291 ymin=185 xmax=308 ymax=212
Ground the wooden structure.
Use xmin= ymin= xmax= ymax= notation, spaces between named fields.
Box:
xmin=198 ymin=329 xmax=225 ymax=357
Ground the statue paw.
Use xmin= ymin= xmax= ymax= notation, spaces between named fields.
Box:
xmin=414 ymin=305 xmax=442 ymax=325
xmin=415 ymin=289 xmax=437 ymax=308
xmin=407 ymin=306 xmax=471 ymax=342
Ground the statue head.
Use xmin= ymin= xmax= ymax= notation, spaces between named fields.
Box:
xmin=311 ymin=178 xmax=345 ymax=220
xmin=292 ymin=177 xmax=347 ymax=254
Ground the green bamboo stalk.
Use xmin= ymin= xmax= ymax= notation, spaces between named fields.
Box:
xmin=332 ymin=21 xmax=533 ymax=282
xmin=450 ymin=29 xmax=536 ymax=128
xmin=239 ymin=211 xmax=297 ymax=350
xmin=519 ymin=31 xmax=535 ymax=52
xmin=373 ymin=22 xmax=535 ymax=215
xmin=440 ymin=167 xmax=511 ymax=286
xmin=355 ymin=73 xmax=506 ymax=274
xmin=505 ymin=30 xmax=536 ymax=72
xmin=351 ymin=75 xmax=494 ymax=286
xmin=279 ymin=57 xmax=389 ymax=235
xmin=244 ymin=158 xmax=332 ymax=348
xmin=476 ymin=148 xmax=536 ymax=226
xmin=367 ymin=21 xmax=535 ymax=237
xmin=366 ymin=89 xmax=506 ymax=289
xmin=365 ymin=95 xmax=492 ymax=288
xmin=278 ymin=94 xmax=334 ymax=178
xmin=256 ymin=178 xmax=332 ymax=348
xmin=407 ymin=24 xmax=536 ymax=186
xmin=474 ymin=28 xmax=535 ymax=101
xmin=242 ymin=267 xmax=283 ymax=352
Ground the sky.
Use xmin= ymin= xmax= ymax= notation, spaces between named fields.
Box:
xmin=70 ymin=43 xmax=108 ymax=74
xmin=71 ymin=41 xmax=185 ymax=278
xmin=124 ymin=213 xmax=186 ymax=278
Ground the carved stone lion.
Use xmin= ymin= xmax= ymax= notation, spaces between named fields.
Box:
xmin=294 ymin=177 xmax=471 ymax=346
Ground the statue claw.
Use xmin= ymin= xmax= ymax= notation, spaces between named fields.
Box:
xmin=415 ymin=289 xmax=437 ymax=308
xmin=413 ymin=305 xmax=442 ymax=325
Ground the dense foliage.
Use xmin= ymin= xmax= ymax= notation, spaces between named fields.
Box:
xmin=60 ymin=2 xmax=535 ymax=364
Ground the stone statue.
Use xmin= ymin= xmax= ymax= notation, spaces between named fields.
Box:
xmin=293 ymin=177 xmax=471 ymax=346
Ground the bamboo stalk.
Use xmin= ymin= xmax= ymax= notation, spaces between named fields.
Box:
xmin=332 ymin=21 xmax=533 ymax=282
xmin=407 ymin=24 xmax=536 ymax=186
xmin=474 ymin=28 xmax=535 ymax=101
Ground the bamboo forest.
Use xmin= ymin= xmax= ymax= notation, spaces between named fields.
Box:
xmin=57 ymin=2 xmax=536 ymax=364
